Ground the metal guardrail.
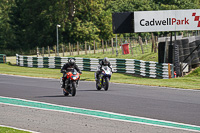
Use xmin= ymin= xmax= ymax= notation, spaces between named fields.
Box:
xmin=16 ymin=54 xmax=174 ymax=79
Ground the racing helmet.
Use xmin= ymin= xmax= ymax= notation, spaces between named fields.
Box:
xmin=103 ymin=57 xmax=109 ymax=65
xmin=68 ymin=58 xmax=75 ymax=66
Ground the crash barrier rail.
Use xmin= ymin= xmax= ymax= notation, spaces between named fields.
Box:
xmin=16 ymin=54 xmax=174 ymax=79
xmin=0 ymin=54 xmax=6 ymax=63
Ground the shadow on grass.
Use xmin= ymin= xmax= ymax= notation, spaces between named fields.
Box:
xmin=6 ymin=62 xmax=14 ymax=65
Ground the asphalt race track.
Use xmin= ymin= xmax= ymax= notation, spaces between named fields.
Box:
xmin=0 ymin=74 xmax=200 ymax=133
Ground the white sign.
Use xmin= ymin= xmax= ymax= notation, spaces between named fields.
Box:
xmin=134 ymin=9 xmax=200 ymax=32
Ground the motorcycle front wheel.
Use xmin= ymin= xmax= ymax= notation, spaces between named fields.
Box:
xmin=104 ymin=77 xmax=109 ymax=91
xmin=71 ymin=81 xmax=76 ymax=96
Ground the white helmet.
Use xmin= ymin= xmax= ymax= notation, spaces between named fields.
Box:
xmin=103 ymin=57 xmax=109 ymax=65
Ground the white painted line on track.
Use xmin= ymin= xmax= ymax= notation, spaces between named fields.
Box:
xmin=0 ymin=124 xmax=40 ymax=133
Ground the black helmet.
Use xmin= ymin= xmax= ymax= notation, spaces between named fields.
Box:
xmin=68 ymin=58 xmax=75 ymax=66
xmin=103 ymin=57 xmax=109 ymax=65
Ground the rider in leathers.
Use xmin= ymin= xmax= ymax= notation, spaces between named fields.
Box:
xmin=95 ymin=57 xmax=112 ymax=81
xmin=61 ymin=59 xmax=82 ymax=90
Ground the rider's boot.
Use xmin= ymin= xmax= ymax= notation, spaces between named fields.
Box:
xmin=95 ymin=72 xmax=99 ymax=82
xmin=62 ymin=78 xmax=67 ymax=92
xmin=61 ymin=78 xmax=65 ymax=88
xmin=76 ymin=79 xmax=79 ymax=87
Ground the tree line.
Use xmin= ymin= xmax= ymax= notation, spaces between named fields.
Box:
xmin=0 ymin=0 xmax=199 ymax=55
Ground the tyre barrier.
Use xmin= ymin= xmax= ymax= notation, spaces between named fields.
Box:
xmin=189 ymin=42 xmax=196 ymax=49
xmin=179 ymin=43 xmax=184 ymax=62
xmin=182 ymin=39 xmax=189 ymax=48
xmin=16 ymin=54 xmax=174 ymax=79
xmin=174 ymin=42 xmax=181 ymax=76
xmin=157 ymin=36 xmax=200 ymax=75
xmin=181 ymin=37 xmax=200 ymax=65
xmin=0 ymin=54 xmax=6 ymax=63
xmin=196 ymin=40 xmax=200 ymax=58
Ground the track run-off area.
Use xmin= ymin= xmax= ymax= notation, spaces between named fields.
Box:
xmin=0 ymin=74 xmax=200 ymax=133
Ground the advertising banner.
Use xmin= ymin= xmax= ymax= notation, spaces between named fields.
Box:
xmin=134 ymin=9 xmax=200 ymax=32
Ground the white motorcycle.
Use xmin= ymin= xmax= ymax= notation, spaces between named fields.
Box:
xmin=95 ymin=66 xmax=112 ymax=91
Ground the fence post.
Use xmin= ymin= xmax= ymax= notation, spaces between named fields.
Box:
xmin=181 ymin=32 xmax=184 ymax=37
xmin=85 ymin=41 xmax=87 ymax=55
xmin=145 ymin=37 xmax=148 ymax=45
xmin=106 ymin=41 xmax=108 ymax=51
xmin=102 ymin=39 xmax=104 ymax=54
xmin=119 ymin=38 xmax=122 ymax=54
xmin=37 ymin=47 xmax=39 ymax=57
xmin=71 ymin=44 xmax=74 ymax=55
xmin=94 ymin=40 xmax=96 ymax=54
xmin=151 ymin=33 xmax=155 ymax=53
xmin=42 ymin=47 xmax=44 ymax=57
xmin=134 ymin=40 xmax=137 ymax=54
xmin=144 ymin=37 xmax=147 ymax=52
xmin=89 ymin=44 xmax=91 ymax=54
xmin=154 ymin=36 xmax=158 ymax=53
xmin=62 ymin=44 xmax=65 ymax=57
xmin=99 ymin=41 xmax=101 ymax=53
xmin=69 ymin=43 xmax=71 ymax=56
xmin=77 ymin=42 xmax=79 ymax=55
xmin=55 ymin=45 xmax=57 ymax=56
xmin=130 ymin=39 xmax=133 ymax=56
xmin=139 ymin=36 xmax=144 ymax=54
xmin=48 ymin=46 xmax=50 ymax=57
xmin=111 ymin=38 xmax=114 ymax=54
xmin=65 ymin=46 xmax=68 ymax=56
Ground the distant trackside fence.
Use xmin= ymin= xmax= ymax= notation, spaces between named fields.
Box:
xmin=16 ymin=54 xmax=174 ymax=79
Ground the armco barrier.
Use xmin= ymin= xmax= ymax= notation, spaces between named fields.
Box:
xmin=0 ymin=54 xmax=6 ymax=63
xmin=16 ymin=54 xmax=174 ymax=79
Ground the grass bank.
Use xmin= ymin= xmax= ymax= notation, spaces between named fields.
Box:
xmin=0 ymin=64 xmax=200 ymax=89
xmin=0 ymin=126 xmax=30 ymax=133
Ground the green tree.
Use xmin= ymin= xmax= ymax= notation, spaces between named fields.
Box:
xmin=0 ymin=0 xmax=15 ymax=51
xmin=153 ymin=0 xmax=199 ymax=10
xmin=9 ymin=0 xmax=68 ymax=51
xmin=64 ymin=0 xmax=113 ymax=44
xmin=1 ymin=0 xmax=200 ymax=55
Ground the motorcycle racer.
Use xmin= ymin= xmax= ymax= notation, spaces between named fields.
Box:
xmin=95 ymin=57 xmax=112 ymax=81
xmin=61 ymin=58 xmax=82 ymax=91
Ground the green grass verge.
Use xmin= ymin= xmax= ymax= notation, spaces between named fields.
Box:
xmin=0 ymin=126 xmax=30 ymax=133
xmin=0 ymin=63 xmax=200 ymax=89
xmin=70 ymin=52 xmax=158 ymax=62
